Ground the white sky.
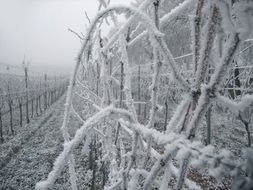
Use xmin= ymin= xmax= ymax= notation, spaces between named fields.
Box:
xmin=0 ymin=0 xmax=132 ymax=75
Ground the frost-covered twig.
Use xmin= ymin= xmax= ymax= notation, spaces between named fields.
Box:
xmin=166 ymin=95 xmax=191 ymax=133
xmin=74 ymin=92 xmax=101 ymax=110
xmin=194 ymin=4 xmax=222 ymax=88
xmin=76 ymin=79 xmax=102 ymax=102
xmin=68 ymin=28 xmax=84 ymax=40
xmin=70 ymin=105 xmax=85 ymax=123
xmin=187 ymin=32 xmax=240 ymax=138
xmin=119 ymin=33 xmax=140 ymax=189
xmin=216 ymin=94 xmax=253 ymax=115
xmin=84 ymin=11 xmax=91 ymax=24
xmin=192 ymin=0 xmax=205 ymax=73
xmin=119 ymin=34 xmax=138 ymax=121
xmin=147 ymin=0 xmax=161 ymax=129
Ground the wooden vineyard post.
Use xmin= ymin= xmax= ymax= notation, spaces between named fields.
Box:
xmin=0 ymin=96 xmax=3 ymax=143
xmin=31 ymin=97 xmax=33 ymax=118
xmin=0 ymin=110 xmax=3 ymax=143
xmin=8 ymin=97 xmax=14 ymax=135
xmin=36 ymin=93 xmax=39 ymax=116
xmin=18 ymin=96 xmax=23 ymax=127
xmin=44 ymin=74 xmax=47 ymax=110
xmin=53 ymin=76 xmax=57 ymax=103
xmin=23 ymin=62 xmax=30 ymax=124
xmin=48 ymin=89 xmax=51 ymax=107
xmin=51 ymin=90 xmax=53 ymax=105
xmin=31 ymin=94 xmax=34 ymax=118
xmin=39 ymin=94 xmax=42 ymax=113
xmin=47 ymin=90 xmax=50 ymax=107
xmin=164 ymin=97 xmax=168 ymax=131
xmin=38 ymin=79 xmax=42 ymax=114
xmin=51 ymin=90 xmax=54 ymax=104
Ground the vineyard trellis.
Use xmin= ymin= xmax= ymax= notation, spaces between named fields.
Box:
xmin=0 ymin=61 xmax=68 ymax=143
xmin=36 ymin=0 xmax=253 ymax=189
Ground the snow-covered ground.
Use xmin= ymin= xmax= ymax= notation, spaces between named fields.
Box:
xmin=0 ymin=96 xmax=66 ymax=189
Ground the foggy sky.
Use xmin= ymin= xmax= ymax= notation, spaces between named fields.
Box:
xmin=0 ymin=0 xmax=132 ymax=75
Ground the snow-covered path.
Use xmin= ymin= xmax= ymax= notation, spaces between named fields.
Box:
xmin=0 ymin=96 xmax=66 ymax=189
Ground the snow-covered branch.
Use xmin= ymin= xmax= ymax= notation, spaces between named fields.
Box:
xmin=217 ymin=94 xmax=253 ymax=115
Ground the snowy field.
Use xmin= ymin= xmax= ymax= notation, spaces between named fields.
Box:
xmin=0 ymin=96 xmax=65 ymax=189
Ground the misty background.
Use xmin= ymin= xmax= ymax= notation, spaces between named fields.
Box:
xmin=0 ymin=0 xmax=131 ymax=75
